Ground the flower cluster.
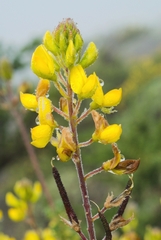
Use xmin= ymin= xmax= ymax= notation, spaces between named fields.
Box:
xmin=20 ymin=19 xmax=140 ymax=239
xmin=20 ymin=19 xmax=123 ymax=161
xmin=6 ymin=178 xmax=42 ymax=221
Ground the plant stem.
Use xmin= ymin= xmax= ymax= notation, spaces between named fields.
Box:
xmin=67 ymin=80 xmax=96 ymax=240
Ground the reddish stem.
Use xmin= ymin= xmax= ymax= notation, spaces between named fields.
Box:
xmin=67 ymin=80 xmax=96 ymax=240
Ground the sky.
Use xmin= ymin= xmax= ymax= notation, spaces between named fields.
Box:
xmin=1 ymin=0 xmax=161 ymax=47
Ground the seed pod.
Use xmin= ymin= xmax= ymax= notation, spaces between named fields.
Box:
xmin=51 ymin=163 xmax=79 ymax=224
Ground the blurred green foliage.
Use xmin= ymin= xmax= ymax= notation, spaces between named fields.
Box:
xmin=0 ymin=26 xmax=161 ymax=239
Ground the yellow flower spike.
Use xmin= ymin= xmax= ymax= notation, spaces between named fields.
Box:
xmin=99 ymin=124 xmax=122 ymax=144
xmin=23 ymin=230 xmax=40 ymax=240
xmin=30 ymin=181 xmax=42 ymax=203
xmin=36 ymin=79 xmax=50 ymax=100
xmin=20 ymin=92 xmax=38 ymax=111
xmin=103 ymin=88 xmax=122 ymax=107
xmin=31 ymin=125 xmax=53 ymax=148
xmin=6 ymin=192 xmax=20 ymax=207
xmin=8 ymin=207 xmax=26 ymax=222
xmin=79 ymin=42 xmax=98 ymax=68
xmin=65 ymin=39 xmax=76 ymax=67
xmin=43 ymin=30 xmax=59 ymax=56
xmin=31 ymin=44 xmax=56 ymax=81
xmin=69 ymin=65 xmax=87 ymax=94
xmin=38 ymin=97 xmax=57 ymax=127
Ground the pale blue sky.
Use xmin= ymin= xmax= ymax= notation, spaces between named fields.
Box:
xmin=1 ymin=0 xmax=161 ymax=46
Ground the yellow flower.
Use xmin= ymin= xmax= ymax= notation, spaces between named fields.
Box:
xmin=91 ymin=110 xmax=122 ymax=144
xmin=38 ymin=97 xmax=57 ymax=127
xmin=99 ymin=124 xmax=122 ymax=144
xmin=6 ymin=192 xmax=20 ymax=207
xmin=69 ymin=65 xmax=98 ymax=99
xmin=23 ymin=230 xmax=40 ymax=240
xmin=31 ymin=125 xmax=53 ymax=148
xmin=90 ymin=78 xmax=122 ymax=110
xmin=8 ymin=207 xmax=26 ymax=222
xmin=13 ymin=179 xmax=42 ymax=203
xmin=31 ymin=45 xmax=56 ymax=81
xmin=20 ymin=92 xmax=38 ymax=111
xmin=6 ymin=192 xmax=27 ymax=222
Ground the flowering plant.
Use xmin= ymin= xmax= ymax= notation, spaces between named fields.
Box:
xmin=20 ymin=19 xmax=140 ymax=239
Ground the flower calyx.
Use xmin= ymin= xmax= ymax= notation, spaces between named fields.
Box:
xmin=51 ymin=127 xmax=76 ymax=162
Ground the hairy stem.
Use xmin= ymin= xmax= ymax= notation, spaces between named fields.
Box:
xmin=67 ymin=79 xmax=96 ymax=240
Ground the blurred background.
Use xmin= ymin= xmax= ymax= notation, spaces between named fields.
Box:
xmin=0 ymin=1 xmax=161 ymax=239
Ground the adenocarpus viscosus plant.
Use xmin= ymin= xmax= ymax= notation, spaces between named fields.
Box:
xmin=20 ymin=18 xmax=140 ymax=240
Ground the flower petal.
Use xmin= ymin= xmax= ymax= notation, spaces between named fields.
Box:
xmin=99 ymin=124 xmax=122 ymax=144
xmin=80 ymin=73 xmax=98 ymax=99
xmin=20 ymin=92 xmax=38 ymax=111
xmin=31 ymin=125 xmax=53 ymax=148
xmin=31 ymin=45 xmax=56 ymax=80
xmin=103 ymin=88 xmax=122 ymax=107
xmin=69 ymin=65 xmax=87 ymax=94
xmin=91 ymin=80 xmax=104 ymax=106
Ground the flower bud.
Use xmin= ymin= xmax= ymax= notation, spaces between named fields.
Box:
xmin=74 ymin=33 xmax=84 ymax=52
xmin=65 ymin=39 xmax=76 ymax=67
xmin=59 ymin=32 xmax=68 ymax=52
xmin=79 ymin=42 xmax=98 ymax=68
xmin=43 ymin=30 xmax=59 ymax=55
xmin=31 ymin=45 xmax=56 ymax=81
